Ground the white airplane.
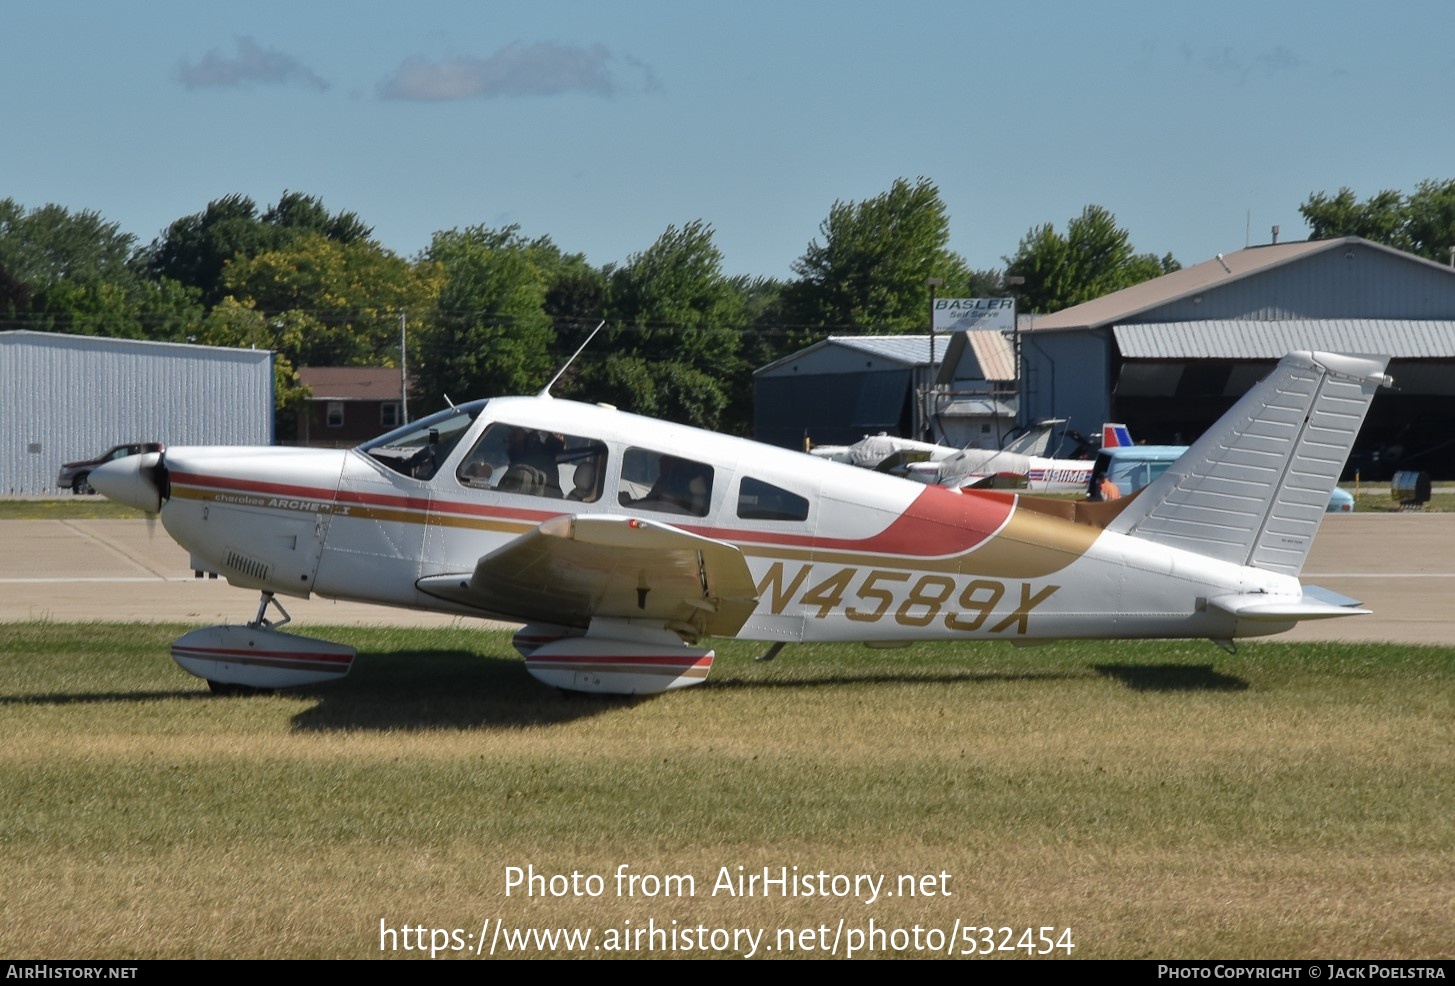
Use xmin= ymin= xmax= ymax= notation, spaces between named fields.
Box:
xmin=92 ymin=351 xmax=1389 ymax=697
xmin=907 ymin=421 xmax=1128 ymax=493
xmin=811 ymin=419 xmax=1108 ymax=492
xmin=806 ymin=433 xmax=957 ymax=470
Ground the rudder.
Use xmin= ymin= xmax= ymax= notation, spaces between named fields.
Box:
xmin=1106 ymin=351 xmax=1390 ymax=576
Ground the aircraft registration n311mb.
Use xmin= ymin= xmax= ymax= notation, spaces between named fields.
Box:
xmin=92 ymin=350 xmax=1389 ymax=696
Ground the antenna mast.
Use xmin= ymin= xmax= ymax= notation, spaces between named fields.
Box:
xmin=539 ymin=320 xmax=606 ymax=398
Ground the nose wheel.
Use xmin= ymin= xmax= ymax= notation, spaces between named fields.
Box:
xmin=172 ymin=591 xmax=356 ymax=694
xmin=203 ymin=594 xmax=295 ymax=692
xmin=203 ymin=593 xmax=293 ymax=692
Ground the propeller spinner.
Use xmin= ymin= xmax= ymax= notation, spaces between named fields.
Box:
xmin=89 ymin=450 xmax=168 ymax=514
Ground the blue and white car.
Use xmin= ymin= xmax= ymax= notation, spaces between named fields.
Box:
xmin=1089 ymin=445 xmax=1355 ymax=513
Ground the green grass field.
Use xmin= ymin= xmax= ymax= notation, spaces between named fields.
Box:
xmin=1 ymin=623 xmax=1451 ymax=959
xmin=0 ymin=498 xmax=148 ymax=520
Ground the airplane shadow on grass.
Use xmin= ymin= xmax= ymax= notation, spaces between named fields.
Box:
xmin=288 ymin=651 xmax=1102 ymax=732
xmin=0 ymin=654 xmax=1248 ymax=732
xmin=288 ymin=648 xmax=634 ymax=732
xmin=0 ymin=649 xmax=632 ymax=731
xmin=1092 ymin=663 xmax=1248 ymax=692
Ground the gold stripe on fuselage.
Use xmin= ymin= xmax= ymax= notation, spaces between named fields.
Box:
xmin=174 ymin=485 xmax=1100 ymax=580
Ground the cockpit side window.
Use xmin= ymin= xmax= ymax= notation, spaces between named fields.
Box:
xmin=618 ymin=448 xmax=714 ymax=517
xmin=457 ymin=423 xmax=607 ymax=501
xmin=737 ymin=477 xmax=810 ymax=522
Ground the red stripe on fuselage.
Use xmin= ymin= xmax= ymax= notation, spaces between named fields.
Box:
xmin=692 ymin=485 xmax=1013 ymax=556
xmin=171 ymin=473 xmax=1016 ymax=560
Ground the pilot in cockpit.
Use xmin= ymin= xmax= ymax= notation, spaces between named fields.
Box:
xmin=498 ymin=427 xmax=565 ymax=497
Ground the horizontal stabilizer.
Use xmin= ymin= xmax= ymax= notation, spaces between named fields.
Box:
xmin=1108 ymin=352 xmax=1390 ymax=576
xmin=1208 ymin=591 xmax=1370 ymax=622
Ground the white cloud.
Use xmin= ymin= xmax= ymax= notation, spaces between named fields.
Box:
xmin=178 ymin=37 xmax=330 ymax=91
xmin=378 ymin=42 xmax=633 ymax=101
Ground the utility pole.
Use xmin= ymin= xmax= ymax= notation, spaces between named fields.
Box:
xmin=399 ymin=311 xmax=409 ymax=424
xmin=925 ymin=277 xmax=943 ymax=441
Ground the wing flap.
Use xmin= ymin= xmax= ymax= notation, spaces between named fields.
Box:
xmin=418 ymin=514 xmax=759 ymax=638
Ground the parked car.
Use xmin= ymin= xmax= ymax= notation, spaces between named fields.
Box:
xmin=56 ymin=443 xmax=164 ymax=495
xmin=1089 ymin=445 xmax=1355 ymax=513
xmin=1326 ymin=486 xmax=1355 ymax=512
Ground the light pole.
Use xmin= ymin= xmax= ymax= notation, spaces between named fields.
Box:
xmin=926 ymin=277 xmax=943 ymax=365
xmin=925 ymin=277 xmax=943 ymax=441
xmin=1003 ymin=275 xmax=1025 ymax=431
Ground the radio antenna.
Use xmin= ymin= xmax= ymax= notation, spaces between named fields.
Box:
xmin=538 ymin=320 xmax=606 ymax=398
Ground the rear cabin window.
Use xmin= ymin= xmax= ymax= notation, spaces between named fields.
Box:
xmin=737 ymin=477 xmax=810 ymax=522
xmin=457 ymin=424 xmax=608 ymax=502
xmin=618 ymin=448 xmax=714 ymax=517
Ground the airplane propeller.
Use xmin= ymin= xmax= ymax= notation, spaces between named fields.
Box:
xmin=90 ymin=450 xmax=169 ymax=516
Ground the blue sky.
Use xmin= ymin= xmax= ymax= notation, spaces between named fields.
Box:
xmin=5 ymin=0 xmax=1453 ymax=280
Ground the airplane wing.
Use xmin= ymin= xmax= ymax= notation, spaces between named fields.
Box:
xmin=417 ymin=514 xmax=760 ymax=640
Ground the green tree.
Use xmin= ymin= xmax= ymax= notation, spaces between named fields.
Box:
xmin=193 ymin=298 xmax=311 ymax=436
xmin=607 ymin=221 xmax=745 ymax=365
xmin=1301 ymin=180 xmax=1455 ymax=264
xmin=1299 ymin=187 xmax=1411 ymax=251
xmin=1004 ymin=204 xmax=1179 ymax=314
xmin=781 ymin=177 xmax=972 ymax=334
xmin=722 ymin=275 xmax=791 ymax=435
xmin=0 ymin=263 xmax=32 ymax=320
xmin=413 ymin=225 xmax=562 ymax=411
xmin=223 ymin=232 xmax=439 ymax=367
xmin=596 ymin=221 xmax=747 ymax=430
xmin=139 ymin=194 xmax=273 ymax=307
xmin=1405 ymin=180 xmax=1455 ymax=261
xmin=589 ymin=353 xmax=727 ymax=429
xmin=0 ymin=199 xmax=136 ymax=286
xmin=0 ymin=198 xmax=203 ymax=338
xmin=139 ymin=191 xmax=376 ymax=307
xmin=262 ymin=192 xmax=372 ymax=245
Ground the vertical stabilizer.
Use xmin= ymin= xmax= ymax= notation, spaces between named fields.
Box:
xmin=1106 ymin=351 xmax=1390 ymax=575
xmin=1102 ymin=423 xmax=1133 ymax=448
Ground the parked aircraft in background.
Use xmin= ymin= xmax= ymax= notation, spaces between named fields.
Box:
xmin=93 ymin=351 xmax=1388 ymax=697
xmin=907 ymin=421 xmax=1129 ymax=493
xmin=807 ymin=433 xmax=957 ymax=470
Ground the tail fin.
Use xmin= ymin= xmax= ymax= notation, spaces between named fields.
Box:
xmin=1102 ymin=423 xmax=1133 ymax=448
xmin=1106 ymin=351 xmax=1390 ymax=576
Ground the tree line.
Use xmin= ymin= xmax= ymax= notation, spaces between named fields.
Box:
xmin=4 ymin=177 xmax=1451 ymax=437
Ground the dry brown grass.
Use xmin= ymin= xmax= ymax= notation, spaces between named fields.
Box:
xmin=2 ymin=624 xmax=1451 ymax=959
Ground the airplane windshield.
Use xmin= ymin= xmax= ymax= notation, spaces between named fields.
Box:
xmin=358 ymin=401 xmax=488 ymax=480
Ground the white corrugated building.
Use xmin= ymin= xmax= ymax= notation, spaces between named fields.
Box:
xmin=1 ymin=331 xmax=274 ymax=494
